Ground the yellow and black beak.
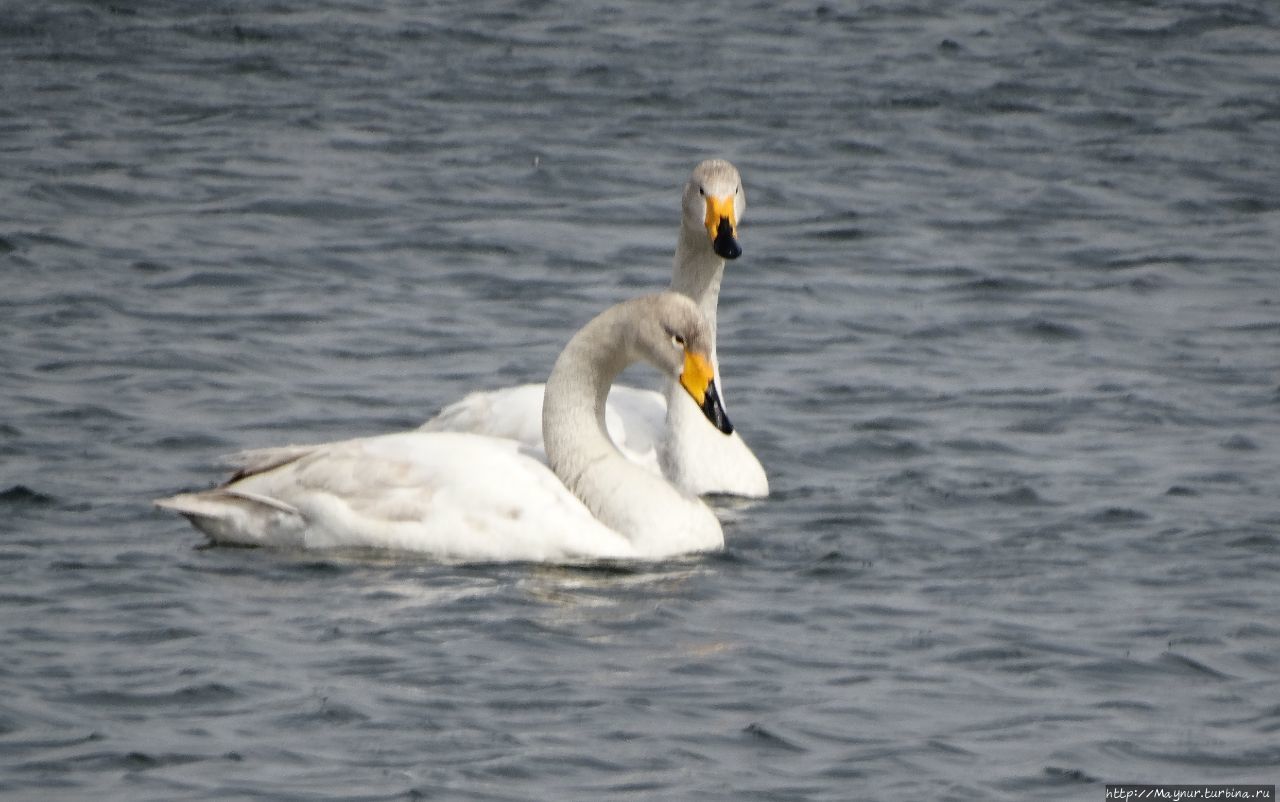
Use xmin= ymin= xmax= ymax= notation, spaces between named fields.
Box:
xmin=703 ymin=194 xmax=741 ymax=260
xmin=679 ymin=351 xmax=734 ymax=435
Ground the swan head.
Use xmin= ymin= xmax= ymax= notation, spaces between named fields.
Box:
xmin=683 ymin=159 xmax=745 ymax=261
xmin=633 ymin=294 xmax=734 ymax=436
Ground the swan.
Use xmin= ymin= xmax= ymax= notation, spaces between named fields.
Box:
xmin=154 ymin=293 xmax=734 ymax=563
xmin=420 ymin=159 xmax=769 ymax=498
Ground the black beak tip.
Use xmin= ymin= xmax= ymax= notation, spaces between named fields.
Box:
xmin=701 ymin=381 xmax=735 ymax=435
xmin=713 ymin=219 xmax=741 ymax=260
xmin=713 ymin=238 xmax=742 ymax=260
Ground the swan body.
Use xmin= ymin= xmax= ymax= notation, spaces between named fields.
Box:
xmin=421 ymin=159 xmax=769 ymax=498
xmin=155 ymin=293 xmax=732 ymax=563
xmin=423 ymin=383 xmax=666 ymax=473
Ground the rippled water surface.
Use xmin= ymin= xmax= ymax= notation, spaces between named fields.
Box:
xmin=3 ymin=1 xmax=1279 ymax=799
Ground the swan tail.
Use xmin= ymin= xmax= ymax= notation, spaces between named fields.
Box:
xmin=154 ymin=489 xmax=306 ymax=547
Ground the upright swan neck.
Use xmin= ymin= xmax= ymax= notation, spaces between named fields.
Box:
xmin=671 ymin=223 xmax=724 ymax=358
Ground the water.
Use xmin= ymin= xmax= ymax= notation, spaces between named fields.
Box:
xmin=3 ymin=0 xmax=1279 ymax=799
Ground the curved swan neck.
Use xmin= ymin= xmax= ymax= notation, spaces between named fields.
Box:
xmin=542 ymin=299 xmax=722 ymax=555
xmin=543 ymin=305 xmax=631 ymax=482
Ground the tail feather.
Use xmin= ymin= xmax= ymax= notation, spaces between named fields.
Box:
xmin=154 ymin=489 xmax=305 ymax=547
xmin=219 ymin=444 xmax=319 ymax=483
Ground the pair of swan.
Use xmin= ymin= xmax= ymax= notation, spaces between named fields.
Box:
xmin=420 ymin=159 xmax=768 ymax=499
xmin=156 ymin=160 xmax=767 ymax=561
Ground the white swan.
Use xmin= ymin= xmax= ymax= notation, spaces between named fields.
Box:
xmin=421 ymin=159 xmax=769 ymax=498
xmin=154 ymin=293 xmax=733 ymax=563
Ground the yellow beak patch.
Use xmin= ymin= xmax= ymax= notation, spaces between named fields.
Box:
xmin=679 ymin=351 xmax=716 ymax=404
xmin=679 ymin=350 xmax=734 ymax=434
xmin=703 ymin=194 xmax=737 ymax=242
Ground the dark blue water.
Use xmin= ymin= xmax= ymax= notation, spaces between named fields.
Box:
xmin=3 ymin=1 xmax=1279 ymax=799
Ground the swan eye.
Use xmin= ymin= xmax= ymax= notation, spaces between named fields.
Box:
xmin=670 ymin=333 xmax=686 ymax=349
xmin=698 ymin=186 xmax=705 ymax=197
